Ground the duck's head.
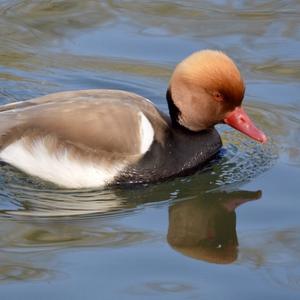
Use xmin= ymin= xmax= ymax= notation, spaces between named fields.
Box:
xmin=167 ymin=50 xmax=267 ymax=143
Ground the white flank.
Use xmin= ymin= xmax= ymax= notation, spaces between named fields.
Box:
xmin=139 ymin=112 xmax=154 ymax=154
xmin=0 ymin=138 xmax=125 ymax=188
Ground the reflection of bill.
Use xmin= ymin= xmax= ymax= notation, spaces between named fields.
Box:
xmin=167 ymin=190 xmax=261 ymax=264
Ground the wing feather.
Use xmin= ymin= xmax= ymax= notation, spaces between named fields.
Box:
xmin=0 ymin=90 xmax=168 ymax=156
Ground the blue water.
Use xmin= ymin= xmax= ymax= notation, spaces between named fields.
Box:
xmin=0 ymin=1 xmax=300 ymax=299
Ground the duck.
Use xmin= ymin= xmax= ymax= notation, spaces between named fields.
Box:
xmin=0 ymin=50 xmax=267 ymax=188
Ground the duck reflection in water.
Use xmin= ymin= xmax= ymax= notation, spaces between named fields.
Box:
xmin=0 ymin=189 xmax=261 ymax=284
xmin=167 ymin=190 xmax=261 ymax=264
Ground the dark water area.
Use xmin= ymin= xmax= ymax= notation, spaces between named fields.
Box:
xmin=0 ymin=1 xmax=300 ymax=299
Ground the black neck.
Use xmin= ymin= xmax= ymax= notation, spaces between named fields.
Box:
xmin=166 ymin=89 xmax=197 ymax=134
xmin=166 ymin=89 xmax=182 ymax=128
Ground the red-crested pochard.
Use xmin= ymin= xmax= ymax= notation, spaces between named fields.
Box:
xmin=0 ymin=50 xmax=267 ymax=188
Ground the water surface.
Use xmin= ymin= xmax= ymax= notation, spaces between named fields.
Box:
xmin=0 ymin=1 xmax=300 ymax=299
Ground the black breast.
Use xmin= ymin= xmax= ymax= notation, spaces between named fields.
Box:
xmin=116 ymin=127 xmax=222 ymax=184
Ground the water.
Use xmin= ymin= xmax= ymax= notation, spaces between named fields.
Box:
xmin=0 ymin=0 xmax=299 ymax=299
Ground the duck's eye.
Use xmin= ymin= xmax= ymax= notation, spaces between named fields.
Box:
xmin=213 ymin=91 xmax=224 ymax=102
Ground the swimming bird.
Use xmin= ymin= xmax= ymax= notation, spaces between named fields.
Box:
xmin=0 ymin=50 xmax=267 ymax=188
